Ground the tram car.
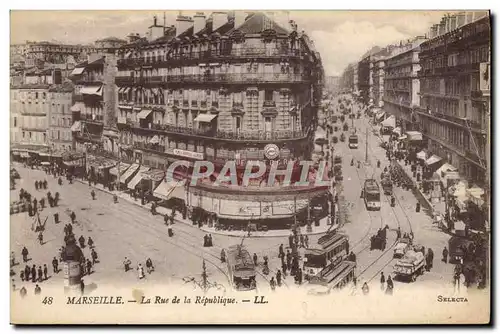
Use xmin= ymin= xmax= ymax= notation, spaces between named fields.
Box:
xmin=334 ymin=155 xmax=342 ymax=165
xmin=381 ymin=177 xmax=393 ymax=196
xmin=226 ymin=245 xmax=256 ymax=291
xmin=303 ymin=232 xmax=349 ymax=280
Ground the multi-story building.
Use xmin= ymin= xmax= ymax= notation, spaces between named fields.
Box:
xmin=25 ymin=41 xmax=94 ymax=67
xmin=339 ymin=64 xmax=355 ymax=93
xmin=371 ymin=57 xmax=385 ymax=108
xmin=70 ymin=37 xmax=126 ymax=154
xmin=358 ymin=55 xmax=371 ymax=104
xmin=416 ymin=11 xmax=490 ymax=185
xmin=115 ymin=11 xmax=325 ymax=227
xmin=47 ymin=82 xmax=75 ymax=152
xmin=11 ymin=84 xmax=51 ymax=148
xmin=383 ymin=37 xmax=426 ymax=131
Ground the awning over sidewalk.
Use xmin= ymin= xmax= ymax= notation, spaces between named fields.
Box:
xmin=40 ymin=161 xmax=51 ymax=166
xmin=20 ymin=152 xmax=30 ymax=158
xmin=110 ymin=163 xmax=130 ymax=177
xmin=127 ymin=166 xmax=150 ymax=190
xmin=70 ymin=67 xmax=85 ymax=76
xmin=81 ymin=85 xmax=103 ymax=96
xmin=467 ymin=186 xmax=485 ymax=207
xmin=142 ymin=168 xmax=165 ymax=182
xmin=70 ymin=104 xmax=81 ymax=112
xmin=425 ymin=155 xmax=442 ymax=166
xmin=153 ymin=179 xmax=185 ymax=201
xmin=381 ymin=115 xmax=396 ymax=128
xmin=137 ymin=109 xmax=152 ymax=119
xmin=120 ymin=163 xmax=140 ymax=183
xmin=393 ymin=127 xmax=402 ymax=136
xmin=149 ymin=135 xmax=160 ymax=145
xmin=375 ymin=111 xmax=386 ymax=121
xmin=405 ymin=131 xmax=423 ymax=141
xmin=435 ymin=163 xmax=460 ymax=183
xmin=194 ymin=113 xmax=217 ymax=123
xmin=416 ymin=150 xmax=427 ymax=160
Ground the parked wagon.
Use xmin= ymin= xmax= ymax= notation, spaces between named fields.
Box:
xmin=393 ymin=250 xmax=425 ymax=282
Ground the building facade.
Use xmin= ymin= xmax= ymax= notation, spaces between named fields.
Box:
xmin=383 ymin=39 xmax=425 ymax=131
xmin=48 ymin=83 xmax=75 ymax=152
xmin=25 ymin=41 xmax=94 ymax=67
xmin=339 ymin=63 xmax=355 ymax=93
xmin=70 ymin=38 xmax=126 ymax=154
xmin=115 ymin=12 xmax=325 ymax=226
xmin=11 ymin=84 xmax=51 ymax=148
xmin=416 ymin=12 xmax=490 ymax=185
xmin=371 ymin=57 xmax=385 ymax=108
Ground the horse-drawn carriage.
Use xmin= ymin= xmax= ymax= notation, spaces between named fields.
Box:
xmin=370 ymin=226 xmax=389 ymax=251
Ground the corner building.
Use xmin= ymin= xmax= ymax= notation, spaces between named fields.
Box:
xmin=115 ymin=12 xmax=326 ymax=228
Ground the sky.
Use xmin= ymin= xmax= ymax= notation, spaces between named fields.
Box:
xmin=10 ymin=10 xmax=449 ymax=76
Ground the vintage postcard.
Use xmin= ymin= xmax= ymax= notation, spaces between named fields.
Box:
xmin=9 ymin=10 xmax=491 ymax=324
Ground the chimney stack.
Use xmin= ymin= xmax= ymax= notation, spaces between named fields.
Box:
xmin=212 ymin=11 xmax=228 ymax=32
xmin=176 ymin=15 xmax=193 ymax=37
xmin=193 ymin=12 xmax=206 ymax=34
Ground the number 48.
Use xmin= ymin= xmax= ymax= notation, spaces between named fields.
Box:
xmin=42 ymin=297 xmax=53 ymax=305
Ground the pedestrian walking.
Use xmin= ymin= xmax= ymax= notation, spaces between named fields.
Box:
xmin=80 ymin=280 xmax=85 ymax=295
xmin=40 ymin=198 xmax=45 ymax=210
xmin=208 ymin=234 xmax=213 ymax=247
xmin=146 ymin=258 xmax=154 ymax=274
xmin=78 ymin=235 xmax=85 ymax=248
xmin=35 ymin=181 xmax=39 ymax=190
xmin=20 ymin=270 xmax=25 ymax=282
xmin=282 ymin=261 xmax=287 ymax=275
xmin=270 ymin=277 xmax=276 ymax=291
xmin=91 ymin=249 xmax=98 ymax=264
xmin=276 ymin=270 xmax=282 ymax=287
xmin=21 ymin=247 xmax=29 ymax=263
xmin=91 ymin=190 xmax=96 ymax=200
xmin=34 ymin=284 xmax=42 ymax=295
xmin=20 ymin=286 xmax=27 ymax=298
xmin=52 ymin=257 xmax=58 ymax=273
xmin=88 ymin=237 xmax=94 ymax=248
xmin=38 ymin=232 xmax=43 ymax=245
xmin=362 ymin=282 xmax=369 ymax=295
xmin=288 ymin=233 xmax=294 ymax=249
xmin=286 ymin=250 xmax=292 ymax=268
xmin=137 ymin=264 xmax=145 ymax=279
xmin=253 ymin=253 xmax=258 ymax=266
xmin=278 ymin=244 xmax=284 ymax=259
xmin=70 ymin=211 xmax=76 ymax=224
xmin=43 ymin=264 xmax=48 ymax=280
xmin=220 ymin=249 xmax=226 ymax=263
xmin=86 ymin=259 xmax=92 ymax=275
xmin=304 ymin=235 xmax=309 ymax=248
xmin=380 ymin=272 xmax=386 ymax=290
xmin=25 ymin=265 xmax=30 ymax=281
xmin=386 ymin=275 xmax=394 ymax=295
xmin=37 ymin=266 xmax=43 ymax=282
xmin=124 ymin=257 xmax=131 ymax=272
xmin=442 ymin=247 xmax=449 ymax=263
xmin=299 ymin=234 xmax=305 ymax=248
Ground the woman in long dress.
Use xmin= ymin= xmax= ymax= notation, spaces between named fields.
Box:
xmin=137 ymin=264 xmax=145 ymax=279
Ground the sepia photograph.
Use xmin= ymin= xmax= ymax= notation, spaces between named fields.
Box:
xmin=8 ymin=9 xmax=491 ymax=324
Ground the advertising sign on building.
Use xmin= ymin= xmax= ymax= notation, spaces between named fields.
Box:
xmin=480 ymin=62 xmax=490 ymax=92
xmin=173 ymin=149 xmax=204 ymax=160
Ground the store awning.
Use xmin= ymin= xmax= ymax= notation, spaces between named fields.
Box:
xmin=451 ymin=181 xmax=468 ymax=197
xmin=38 ymin=152 xmax=50 ymax=157
xmin=70 ymin=121 xmax=81 ymax=132
xmin=436 ymin=163 xmax=458 ymax=175
xmin=81 ymin=85 xmax=103 ymax=96
xmin=70 ymin=67 xmax=85 ymax=76
xmin=425 ymin=155 xmax=442 ymax=166
xmin=70 ymin=104 xmax=81 ymax=112
xmin=375 ymin=111 xmax=385 ymax=120
xmin=117 ymin=116 xmax=127 ymax=124
xmin=393 ymin=127 xmax=402 ymax=136
xmin=11 ymin=152 xmax=20 ymax=156
xmin=122 ymin=87 xmax=131 ymax=94
xmin=20 ymin=152 xmax=30 ymax=158
xmin=127 ymin=166 xmax=150 ymax=190
xmin=125 ymin=51 xmax=132 ymax=59
xmin=406 ymin=131 xmax=423 ymax=141
xmin=381 ymin=115 xmax=396 ymax=128
xmin=467 ymin=186 xmax=485 ymax=206
xmin=398 ymin=135 xmax=407 ymax=140
xmin=63 ymin=160 xmax=82 ymax=167
xmin=40 ymin=161 xmax=51 ymax=166
xmin=416 ymin=150 xmax=427 ymax=160
xmin=137 ymin=109 xmax=152 ymax=119
xmin=194 ymin=113 xmax=217 ymax=123
xmin=153 ymin=180 xmax=180 ymax=201
xmin=110 ymin=163 xmax=130 ymax=176
xmin=120 ymin=163 xmax=140 ymax=183
xmin=149 ymin=135 xmax=159 ymax=145
xmin=142 ymin=169 xmax=165 ymax=182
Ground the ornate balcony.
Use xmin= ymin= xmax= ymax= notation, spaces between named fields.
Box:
xmin=263 ymin=100 xmax=276 ymax=108
xmin=167 ymin=73 xmax=309 ymax=84
xmin=166 ymin=47 xmax=303 ymax=64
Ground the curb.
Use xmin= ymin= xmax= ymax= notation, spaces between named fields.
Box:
xmin=74 ymin=179 xmax=330 ymax=238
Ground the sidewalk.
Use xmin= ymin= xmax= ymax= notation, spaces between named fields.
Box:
xmin=75 ymin=179 xmax=331 ymax=238
xmin=368 ymin=122 xmax=445 ymax=215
